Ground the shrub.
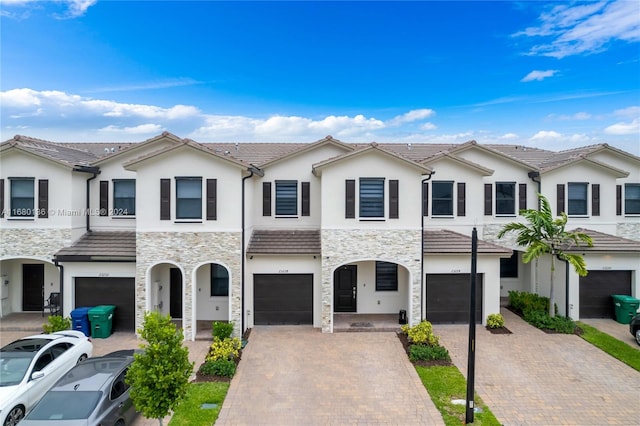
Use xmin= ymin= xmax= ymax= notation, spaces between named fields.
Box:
xmin=409 ymin=344 xmax=451 ymax=362
xmin=199 ymin=359 xmax=236 ymax=378
xmin=42 ymin=315 xmax=71 ymax=333
xmin=523 ymin=309 xmax=576 ymax=334
xmin=212 ymin=321 xmax=234 ymax=340
xmin=207 ymin=337 xmax=242 ymax=362
xmin=404 ymin=320 xmax=440 ymax=346
xmin=486 ymin=313 xmax=505 ymax=329
xmin=508 ymin=290 xmax=549 ymax=315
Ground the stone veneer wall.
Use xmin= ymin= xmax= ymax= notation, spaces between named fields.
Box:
xmin=617 ymin=222 xmax=640 ymax=242
xmin=481 ymin=224 xmax=518 ymax=249
xmin=321 ymin=229 xmax=422 ymax=333
xmin=0 ymin=228 xmax=73 ymax=259
xmin=136 ymin=232 xmax=242 ymax=339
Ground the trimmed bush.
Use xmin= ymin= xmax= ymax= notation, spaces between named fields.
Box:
xmin=508 ymin=290 xmax=549 ymax=315
xmin=409 ymin=344 xmax=451 ymax=362
xmin=403 ymin=320 xmax=439 ymax=346
xmin=42 ymin=315 xmax=71 ymax=334
xmin=212 ymin=321 xmax=234 ymax=340
xmin=199 ymin=359 xmax=236 ymax=378
xmin=207 ymin=337 xmax=242 ymax=362
xmin=486 ymin=313 xmax=505 ymax=329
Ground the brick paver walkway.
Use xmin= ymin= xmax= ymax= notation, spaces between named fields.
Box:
xmin=435 ymin=309 xmax=640 ymax=425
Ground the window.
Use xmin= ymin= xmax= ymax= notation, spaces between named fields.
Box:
xmin=360 ymin=178 xmax=384 ymax=218
xmin=568 ymin=182 xmax=588 ymax=215
xmin=275 ymin=180 xmax=297 ymax=216
xmin=432 ymin=181 xmax=453 ymax=216
xmin=376 ymin=261 xmax=398 ymax=291
xmin=500 ymin=252 xmax=518 ymax=278
xmin=113 ymin=179 xmax=135 ymax=215
xmin=625 ymin=184 xmax=640 ymax=214
xmin=496 ymin=182 xmax=516 ymax=215
xmin=10 ymin=178 xmax=34 ymax=217
xmin=211 ymin=264 xmax=229 ymax=297
xmin=175 ymin=177 xmax=202 ymax=219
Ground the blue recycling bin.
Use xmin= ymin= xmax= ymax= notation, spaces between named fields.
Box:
xmin=71 ymin=307 xmax=92 ymax=337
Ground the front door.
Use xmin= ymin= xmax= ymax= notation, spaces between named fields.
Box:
xmin=169 ymin=268 xmax=182 ymax=319
xmin=23 ymin=264 xmax=44 ymax=311
xmin=334 ymin=265 xmax=357 ymax=312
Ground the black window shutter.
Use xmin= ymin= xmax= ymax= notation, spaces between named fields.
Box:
xmin=160 ymin=179 xmax=170 ymax=220
xmin=422 ymin=181 xmax=429 ymax=216
xmin=301 ymin=182 xmax=310 ymax=216
xmin=591 ymin=184 xmax=600 ymax=216
xmin=38 ymin=179 xmax=48 ymax=218
xmin=0 ymin=179 xmax=4 ymax=218
xmin=389 ymin=180 xmax=399 ymax=219
xmin=557 ymin=184 xmax=565 ymax=214
xmin=484 ymin=184 xmax=492 ymax=215
xmin=206 ymin=179 xmax=217 ymax=220
xmin=99 ymin=180 xmax=109 ymax=216
xmin=457 ymin=182 xmax=466 ymax=216
xmin=616 ymin=185 xmax=622 ymax=216
xmin=518 ymin=183 xmax=527 ymax=212
xmin=262 ymin=182 xmax=271 ymax=216
xmin=345 ymin=180 xmax=355 ymax=218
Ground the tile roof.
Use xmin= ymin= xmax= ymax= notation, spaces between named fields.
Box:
xmin=566 ymin=228 xmax=640 ymax=252
xmin=54 ymin=231 xmax=136 ymax=261
xmin=423 ymin=229 xmax=512 ymax=254
xmin=1 ymin=135 xmax=98 ymax=167
xmin=247 ymin=229 xmax=321 ymax=254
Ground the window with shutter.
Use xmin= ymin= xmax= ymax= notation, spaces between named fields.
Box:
xmin=262 ymin=182 xmax=271 ymax=216
xmin=616 ymin=185 xmax=622 ymax=216
xmin=625 ymin=184 xmax=640 ymax=215
xmin=175 ymin=177 xmax=202 ymax=220
xmin=432 ymin=181 xmax=453 ymax=216
xmin=99 ymin=180 xmax=109 ymax=216
xmin=422 ymin=181 xmax=429 ymax=216
xmin=568 ymin=182 xmax=587 ymax=215
xmin=518 ymin=183 xmax=527 ymax=212
xmin=113 ymin=179 xmax=135 ymax=216
xmin=375 ymin=261 xmax=398 ymax=291
xmin=496 ymin=182 xmax=515 ymax=215
xmin=484 ymin=184 xmax=492 ymax=215
xmin=0 ymin=179 xmax=4 ymax=218
xmin=275 ymin=180 xmax=297 ymax=216
xmin=359 ymin=178 xmax=384 ymax=218
xmin=10 ymin=178 xmax=34 ymax=217
xmin=557 ymin=184 xmax=565 ymax=214
xmin=345 ymin=180 xmax=355 ymax=218
xmin=457 ymin=182 xmax=466 ymax=216
xmin=591 ymin=184 xmax=600 ymax=216
xmin=301 ymin=182 xmax=310 ymax=216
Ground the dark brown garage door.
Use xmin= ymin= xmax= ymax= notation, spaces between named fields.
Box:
xmin=426 ymin=274 xmax=483 ymax=323
xmin=579 ymin=270 xmax=632 ymax=318
xmin=254 ymin=274 xmax=313 ymax=325
xmin=75 ymin=277 xmax=135 ymax=331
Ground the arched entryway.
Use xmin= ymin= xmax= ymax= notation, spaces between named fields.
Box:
xmin=0 ymin=257 xmax=58 ymax=317
xmin=147 ymin=262 xmax=184 ymax=320
xmin=193 ymin=262 xmax=231 ymax=336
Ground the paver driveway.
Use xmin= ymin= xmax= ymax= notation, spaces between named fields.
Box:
xmin=435 ymin=309 xmax=640 ymax=425
xmin=216 ymin=326 xmax=444 ymax=425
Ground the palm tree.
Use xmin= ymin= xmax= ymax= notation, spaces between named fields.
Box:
xmin=497 ymin=193 xmax=593 ymax=317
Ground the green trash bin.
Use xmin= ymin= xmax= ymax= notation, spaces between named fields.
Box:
xmin=88 ymin=305 xmax=116 ymax=338
xmin=611 ymin=295 xmax=640 ymax=324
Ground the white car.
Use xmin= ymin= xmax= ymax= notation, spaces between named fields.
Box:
xmin=0 ymin=330 xmax=93 ymax=426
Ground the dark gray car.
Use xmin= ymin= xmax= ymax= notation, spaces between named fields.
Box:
xmin=20 ymin=350 xmax=138 ymax=426
xmin=630 ymin=314 xmax=640 ymax=346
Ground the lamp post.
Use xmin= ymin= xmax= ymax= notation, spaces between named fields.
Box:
xmin=466 ymin=227 xmax=478 ymax=423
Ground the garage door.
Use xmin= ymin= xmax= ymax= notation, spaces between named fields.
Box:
xmin=254 ymin=274 xmax=313 ymax=325
xmin=75 ymin=277 xmax=136 ymax=331
xmin=579 ymin=270 xmax=632 ymax=318
xmin=426 ymin=274 xmax=483 ymax=323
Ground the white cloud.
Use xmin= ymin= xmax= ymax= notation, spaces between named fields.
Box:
xmin=99 ymin=124 xmax=164 ymax=135
xmin=612 ymin=106 xmax=640 ymax=118
xmin=521 ymin=70 xmax=559 ymax=82
xmin=500 ymin=133 xmax=518 ymax=140
xmin=604 ymin=118 xmax=640 ymax=135
xmin=388 ymin=109 xmax=435 ymax=125
xmin=531 ymin=130 xmax=563 ymax=140
xmin=515 ymin=0 xmax=640 ymax=58
xmin=420 ymin=123 xmax=437 ymax=131
xmin=0 ymin=0 xmax=97 ymax=19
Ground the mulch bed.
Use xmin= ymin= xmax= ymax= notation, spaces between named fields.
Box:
xmin=396 ymin=332 xmax=453 ymax=367
xmin=505 ymin=305 xmax=583 ymax=335
xmin=486 ymin=326 xmax=512 ymax=334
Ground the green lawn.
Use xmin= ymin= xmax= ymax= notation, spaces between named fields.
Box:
xmin=169 ymin=382 xmax=230 ymax=426
xmin=415 ymin=365 xmax=501 ymax=426
xmin=577 ymin=322 xmax=640 ymax=372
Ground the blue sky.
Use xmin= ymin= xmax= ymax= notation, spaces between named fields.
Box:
xmin=1 ymin=0 xmax=639 ymax=155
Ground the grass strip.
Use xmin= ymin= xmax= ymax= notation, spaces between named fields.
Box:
xmin=577 ymin=322 xmax=640 ymax=372
xmin=415 ymin=365 xmax=501 ymax=426
xmin=169 ymin=382 xmax=230 ymax=426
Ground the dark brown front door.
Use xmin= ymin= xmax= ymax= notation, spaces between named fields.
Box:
xmin=334 ymin=265 xmax=357 ymax=312
xmin=22 ymin=264 xmax=44 ymax=311
xmin=170 ymin=268 xmax=182 ymax=319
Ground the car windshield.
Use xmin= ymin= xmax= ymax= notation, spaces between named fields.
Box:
xmin=26 ymin=391 xmax=102 ymax=420
xmin=0 ymin=352 xmax=36 ymax=386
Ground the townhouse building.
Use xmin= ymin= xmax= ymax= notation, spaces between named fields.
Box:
xmin=1 ymin=133 xmax=639 ymax=339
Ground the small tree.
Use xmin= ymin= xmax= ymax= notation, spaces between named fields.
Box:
xmin=126 ymin=312 xmax=194 ymax=426
xmin=498 ymin=193 xmax=592 ymax=317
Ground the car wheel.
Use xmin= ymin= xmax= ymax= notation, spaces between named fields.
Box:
xmin=635 ymin=329 xmax=640 ymax=346
xmin=77 ymin=354 xmax=88 ymax=363
xmin=114 ymin=420 xmax=125 ymax=426
xmin=3 ymin=405 xmax=25 ymax=426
